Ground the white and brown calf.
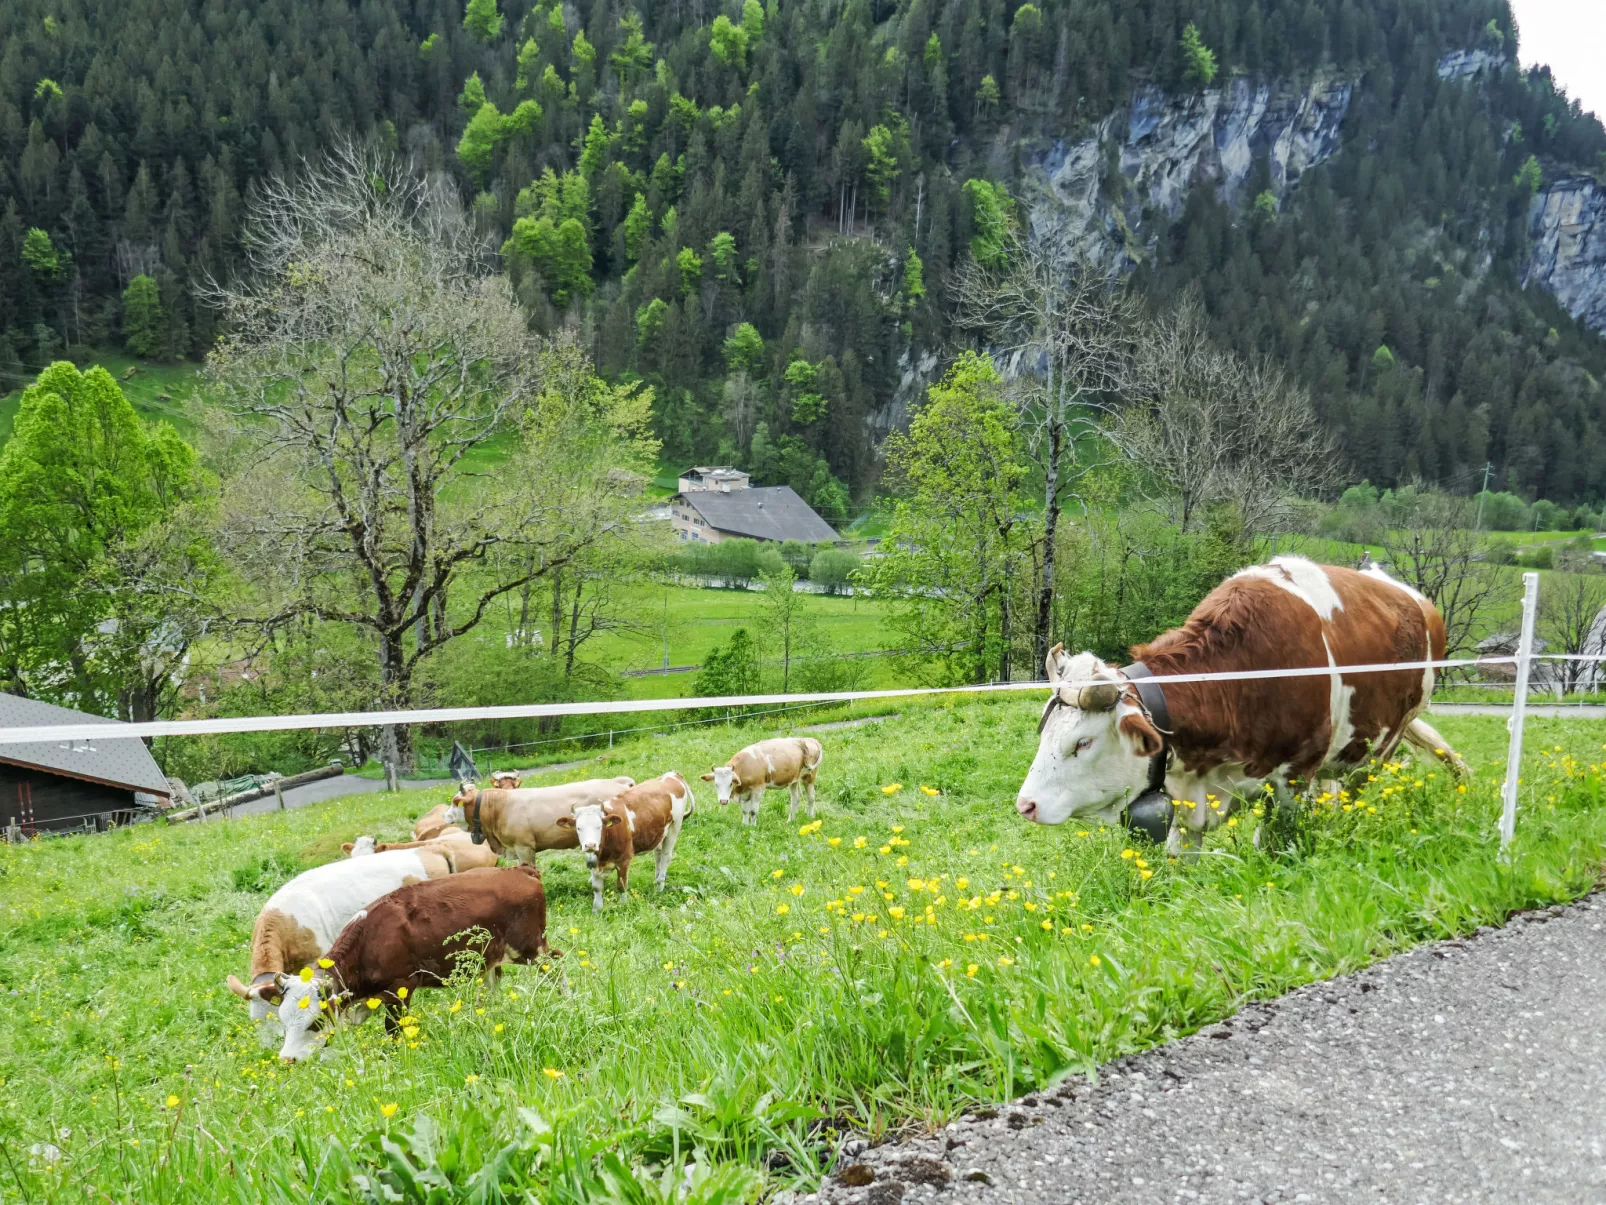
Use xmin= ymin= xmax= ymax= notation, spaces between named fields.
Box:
xmin=342 ymin=830 xmax=501 ymax=871
xmin=556 ymin=772 xmax=694 ymax=911
xmin=701 ymin=737 xmax=824 ymax=825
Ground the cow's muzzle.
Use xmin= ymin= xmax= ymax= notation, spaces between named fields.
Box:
xmin=584 ymin=853 xmax=598 ymax=869
xmin=1123 ymin=791 xmax=1174 ymax=844
xmin=1016 ymin=797 xmax=1039 ymax=823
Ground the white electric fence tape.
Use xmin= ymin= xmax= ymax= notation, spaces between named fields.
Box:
xmin=0 ymin=654 xmax=1528 ymax=746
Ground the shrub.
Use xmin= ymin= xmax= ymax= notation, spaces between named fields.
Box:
xmin=809 ymin=547 xmax=859 ymax=593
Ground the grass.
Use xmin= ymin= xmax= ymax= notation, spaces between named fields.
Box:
xmin=2 ymin=701 xmax=1604 ymax=1203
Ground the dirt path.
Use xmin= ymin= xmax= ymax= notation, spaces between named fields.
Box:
xmin=810 ymin=896 xmax=1606 ymax=1205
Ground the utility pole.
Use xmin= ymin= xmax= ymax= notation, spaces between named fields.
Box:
xmin=1474 ymin=461 xmax=1494 ymax=531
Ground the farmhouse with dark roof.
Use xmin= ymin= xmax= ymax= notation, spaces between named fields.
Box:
xmin=0 ymin=693 xmax=172 ymax=836
xmin=668 ymin=467 xmax=838 ymax=545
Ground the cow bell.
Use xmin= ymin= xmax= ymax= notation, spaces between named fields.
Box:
xmin=1123 ymin=791 xmax=1174 ymax=845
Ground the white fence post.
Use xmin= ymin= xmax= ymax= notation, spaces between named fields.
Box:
xmin=1499 ymin=571 xmax=1540 ymax=852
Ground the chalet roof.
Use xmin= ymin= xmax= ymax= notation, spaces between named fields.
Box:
xmin=676 ymin=485 xmax=838 ymax=543
xmin=0 ymin=693 xmax=171 ymax=800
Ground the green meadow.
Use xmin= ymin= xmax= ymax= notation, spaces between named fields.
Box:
xmin=2 ymin=701 xmax=1603 ymax=1203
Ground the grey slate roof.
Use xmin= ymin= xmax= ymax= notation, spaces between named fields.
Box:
xmin=0 ymin=693 xmax=171 ymax=799
xmin=677 ymin=485 xmax=838 ymax=543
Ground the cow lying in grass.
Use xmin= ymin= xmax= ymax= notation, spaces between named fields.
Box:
xmin=341 ymin=831 xmax=500 ymax=871
xmin=556 ymin=773 xmax=694 ymax=911
xmin=444 ymin=776 xmax=636 ymax=863
xmin=702 ymin=738 xmax=823 ymax=825
xmin=272 ymin=865 xmax=555 ymax=1061
xmin=409 ymin=804 xmax=457 ymax=842
xmin=226 ymin=849 xmax=458 ymax=1034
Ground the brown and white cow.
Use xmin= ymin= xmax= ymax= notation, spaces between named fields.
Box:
xmin=555 ymin=772 xmax=694 ymax=911
xmin=489 ymin=770 xmax=523 ymax=789
xmin=700 ymin=738 xmax=824 ymax=825
xmin=342 ymin=830 xmax=501 ymax=871
xmin=1016 ymin=557 xmax=1464 ymax=854
xmin=272 ymin=865 xmax=555 ymax=1061
xmin=443 ymin=777 xmax=637 ymax=864
xmin=410 ymin=804 xmax=457 ymax=843
xmin=225 ymin=848 xmax=457 ymax=1035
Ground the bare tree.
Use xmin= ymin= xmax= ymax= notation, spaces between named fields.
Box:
xmin=1539 ymin=566 xmax=1606 ymax=695
xmin=1380 ymin=492 xmax=1513 ymax=657
xmin=1112 ymin=296 xmax=1334 ymax=539
xmin=954 ymin=224 xmax=1140 ymax=667
xmin=205 ymin=144 xmax=657 ymax=769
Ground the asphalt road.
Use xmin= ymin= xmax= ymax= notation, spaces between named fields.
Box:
xmin=810 ymin=895 xmax=1606 ymax=1205
xmin=208 ymin=773 xmax=454 ymax=819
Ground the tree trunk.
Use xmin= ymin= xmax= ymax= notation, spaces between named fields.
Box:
xmin=1036 ymin=417 xmax=1063 ymax=668
xmin=379 ymin=632 xmax=415 ymax=773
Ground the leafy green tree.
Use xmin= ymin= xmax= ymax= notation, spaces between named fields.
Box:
xmin=975 ymin=74 xmax=1000 ymax=115
xmin=623 ymin=193 xmax=651 ymax=261
xmin=741 ymin=0 xmax=764 ymax=40
xmin=21 ymin=228 xmax=64 ymax=278
xmin=121 ymin=274 xmax=165 ymax=358
xmin=676 ymin=246 xmax=703 ymax=295
xmin=808 ymin=546 xmax=858 ymax=593
xmin=1179 ymin=23 xmax=1218 ymax=86
xmin=694 ymin=627 xmax=760 ymax=699
xmin=961 ymin=179 xmax=1010 ymax=268
xmin=458 ymin=72 xmax=488 ymax=112
xmin=864 ymin=352 xmax=1032 ymax=684
xmin=610 ymin=13 xmax=654 ymax=86
xmin=759 ymin=561 xmax=812 ymax=690
xmin=862 ymin=124 xmax=898 ymax=212
xmin=903 ymin=247 xmax=926 ymax=307
xmin=456 ymin=102 xmax=506 ymax=180
xmin=710 ymin=15 xmax=749 ymax=68
xmin=463 ymin=0 xmax=503 ymax=42
xmin=1514 ymin=154 xmax=1542 ymax=193
xmin=708 ymin=231 xmax=739 ymax=280
xmin=0 ymin=362 xmax=215 ymax=719
xmin=722 ymin=323 xmax=765 ymax=375
xmin=515 ymin=38 xmax=541 ymax=89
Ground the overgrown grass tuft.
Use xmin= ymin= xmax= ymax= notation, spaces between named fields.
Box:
xmin=1 ymin=703 xmax=1602 ymax=1203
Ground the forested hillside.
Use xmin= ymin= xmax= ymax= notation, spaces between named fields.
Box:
xmin=4 ymin=0 xmax=1606 ymax=508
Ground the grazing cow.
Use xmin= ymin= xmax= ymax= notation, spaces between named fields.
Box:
xmin=489 ymin=770 xmax=522 ymax=789
xmin=1016 ymin=557 xmax=1465 ymax=854
xmin=443 ymin=777 xmax=636 ymax=863
xmin=225 ymin=849 xmax=456 ymax=1029
xmin=701 ymin=738 xmax=824 ymax=825
xmin=342 ymin=830 xmax=501 ymax=871
xmin=273 ymin=865 xmax=555 ymax=1061
xmin=555 ymin=772 xmax=694 ymax=911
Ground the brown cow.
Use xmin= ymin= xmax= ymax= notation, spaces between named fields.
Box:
xmin=444 ymin=777 xmax=636 ymax=864
xmin=489 ymin=770 xmax=523 ymax=789
xmin=1017 ymin=557 xmax=1465 ymax=854
xmin=555 ymin=772 xmax=694 ymax=911
xmin=271 ymin=865 xmax=555 ymax=1061
xmin=342 ymin=830 xmax=500 ymax=871
xmin=701 ymin=737 xmax=824 ymax=825
xmin=224 ymin=847 xmax=457 ymax=1032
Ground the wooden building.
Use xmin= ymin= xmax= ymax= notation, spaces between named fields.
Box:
xmin=0 ymin=693 xmax=171 ymax=836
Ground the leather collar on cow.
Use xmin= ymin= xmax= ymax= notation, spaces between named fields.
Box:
xmin=468 ymin=789 xmax=485 ymax=846
xmin=1120 ymin=661 xmax=1174 ymax=843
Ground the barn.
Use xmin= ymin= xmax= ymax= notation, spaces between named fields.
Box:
xmin=0 ymin=693 xmax=172 ymax=836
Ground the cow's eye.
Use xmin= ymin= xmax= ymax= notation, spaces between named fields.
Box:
xmin=1073 ymin=737 xmax=1094 ymax=755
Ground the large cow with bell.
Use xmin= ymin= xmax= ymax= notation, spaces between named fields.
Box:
xmin=1016 ymin=557 xmax=1465 ymax=853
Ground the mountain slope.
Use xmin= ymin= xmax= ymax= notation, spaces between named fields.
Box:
xmin=2 ymin=0 xmax=1604 ymax=504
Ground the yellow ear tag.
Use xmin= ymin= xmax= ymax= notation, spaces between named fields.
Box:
xmin=298 ymin=967 xmax=314 ymax=982
xmin=317 ymin=958 xmax=334 ymax=969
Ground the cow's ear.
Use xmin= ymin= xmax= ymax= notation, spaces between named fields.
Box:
xmin=341 ymin=842 xmax=354 ymax=854
xmin=555 ymin=815 xmax=575 ymax=828
xmin=700 ymin=772 xmax=715 ymax=781
xmin=604 ymin=813 xmax=623 ymax=827
xmin=1118 ymin=712 xmax=1163 ymax=760
xmin=1045 ymin=642 xmax=1068 ymax=683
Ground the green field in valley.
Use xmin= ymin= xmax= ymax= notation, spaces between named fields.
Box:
xmin=2 ymin=701 xmax=1603 ymax=1203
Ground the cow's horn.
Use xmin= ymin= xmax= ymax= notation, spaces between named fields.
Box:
xmin=227 ymin=974 xmax=250 ymax=999
xmin=1045 ymin=642 xmax=1066 ymax=683
xmin=1074 ymin=681 xmax=1121 ymax=711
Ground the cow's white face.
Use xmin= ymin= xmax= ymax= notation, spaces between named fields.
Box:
xmin=1016 ymin=650 xmax=1160 ymax=827
xmin=348 ymin=835 xmax=377 ymax=857
xmin=562 ymin=804 xmax=621 ymax=867
xmin=441 ymin=804 xmax=465 ymax=826
xmin=275 ymin=975 xmax=335 ymax=1062
xmin=707 ymin=766 xmax=737 ymax=804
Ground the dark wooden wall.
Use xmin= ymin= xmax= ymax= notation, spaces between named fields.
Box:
xmin=0 ymin=764 xmax=138 ymax=834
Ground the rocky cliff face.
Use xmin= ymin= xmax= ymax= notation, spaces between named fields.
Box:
xmin=1025 ymin=74 xmax=1354 ymax=268
xmin=1526 ymin=178 xmax=1606 ymax=333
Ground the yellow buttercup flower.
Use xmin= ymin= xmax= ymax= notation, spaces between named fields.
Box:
xmin=776 ymin=904 xmax=790 ymax=915
xmin=790 ymin=883 xmax=805 ymax=896
xmin=920 ymin=785 xmax=939 ymax=796
xmin=317 ymin=958 xmax=334 ymax=969
xmin=1089 ymin=954 xmax=1101 ymax=967
xmin=464 ymin=1074 xmax=479 ymax=1085
xmin=965 ymin=964 xmax=979 ymax=978
xmin=882 ymin=783 xmax=903 ymax=795
xmin=827 ymin=837 xmax=842 ymax=847
xmin=380 ymin=1103 xmax=398 ymax=1118
xmin=297 ymin=997 xmax=311 ymax=1010
xmin=888 ymin=907 xmax=905 ymax=919
xmin=299 ymin=967 xmax=314 ymax=982
xmin=449 ymin=1000 xmax=462 ymax=1013
xmin=494 ymin=1023 xmax=505 ymax=1034
xmin=165 ymin=1095 xmax=180 ymax=1108
xmin=543 ymin=1068 xmax=564 ymax=1080
xmin=396 ymin=987 xmax=408 ymax=1000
